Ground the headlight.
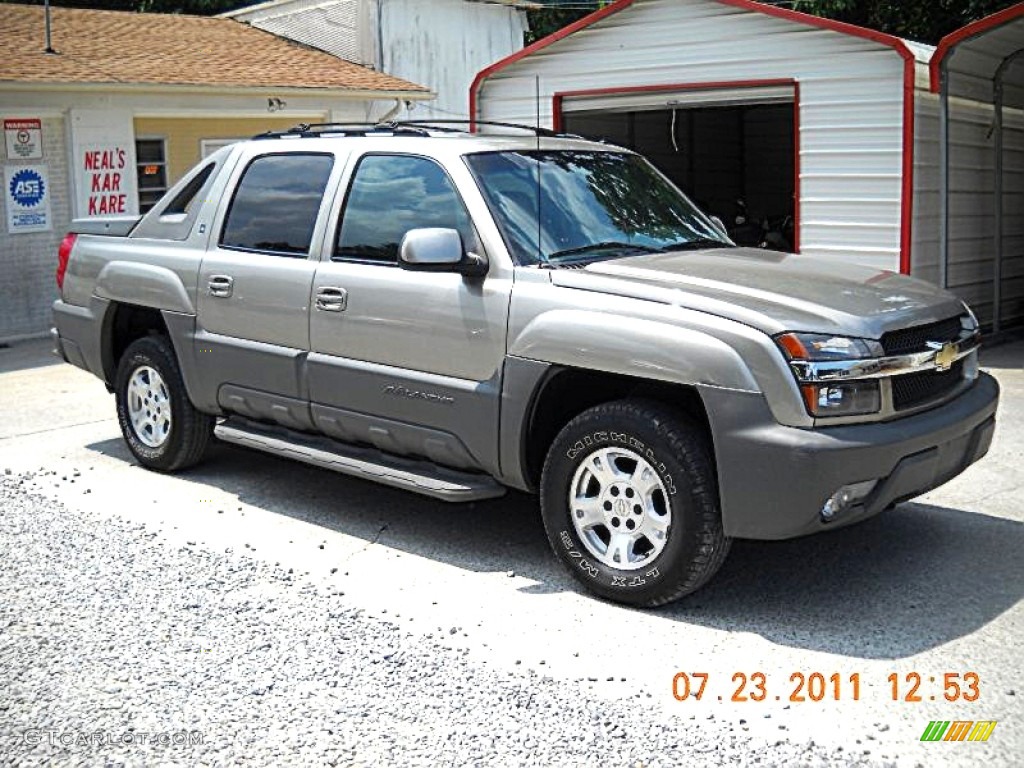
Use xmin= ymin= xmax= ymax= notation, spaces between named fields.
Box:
xmin=961 ymin=303 xmax=979 ymax=332
xmin=775 ymin=332 xmax=883 ymax=418
xmin=775 ymin=332 xmax=883 ymax=361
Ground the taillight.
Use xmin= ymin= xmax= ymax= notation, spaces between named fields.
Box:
xmin=56 ymin=233 xmax=77 ymax=292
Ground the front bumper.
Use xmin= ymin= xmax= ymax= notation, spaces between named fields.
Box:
xmin=703 ymin=372 xmax=999 ymax=540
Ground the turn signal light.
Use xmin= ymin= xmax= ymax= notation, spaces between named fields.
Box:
xmin=800 ymin=381 xmax=881 ymax=418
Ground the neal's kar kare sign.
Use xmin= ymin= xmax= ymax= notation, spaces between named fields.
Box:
xmin=5 ymin=165 xmax=51 ymax=234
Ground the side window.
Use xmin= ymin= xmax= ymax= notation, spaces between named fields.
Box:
xmin=335 ymin=154 xmax=477 ymax=263
xmin=162 ymin=162 xmax=215 ymax=216
xmin=220 ymin=153 xmax=334 ymax=257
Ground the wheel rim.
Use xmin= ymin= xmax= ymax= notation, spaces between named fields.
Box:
xmin=126 ymin=365 xmax=172 ymax=448
xmin=568 ymin=447 xmax=671 ymax=571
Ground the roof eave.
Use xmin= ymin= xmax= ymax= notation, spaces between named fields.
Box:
xmin=0 ymin=80 xmax=434 ymax=100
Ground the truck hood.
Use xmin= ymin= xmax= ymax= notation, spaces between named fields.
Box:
xmin=550 ymin=247 xmax=967 ymax=338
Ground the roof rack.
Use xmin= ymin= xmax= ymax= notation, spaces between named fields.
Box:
xmin=250 ymin=119 xmax=580 ymax=140
xmin=251 ymin=122 xmax=432 ymax=140
xmin=393 ymin=119 xmax=567 ymax=137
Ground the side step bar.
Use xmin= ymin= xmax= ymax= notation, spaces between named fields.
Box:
xmin=214 ymin=418 xmax=506 ymax=503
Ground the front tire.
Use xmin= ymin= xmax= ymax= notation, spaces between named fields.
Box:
xmin=540 ymin=399 xmax=730 ymax=607
xmin=115 ymin=335 xmax=213 ymax=472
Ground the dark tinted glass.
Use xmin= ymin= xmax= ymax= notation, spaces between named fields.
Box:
xmin=136 ymin=139 xmax=165 ymax=163
xmin=335 ymin=154 xmax=476 ymax=263
xmin=163 ymin=163 xmax=215 ymax=216
xmin=465 ymin=151 xmax=727 ymax=266
xmin=221 ymin=153 xmax=334 ymax=256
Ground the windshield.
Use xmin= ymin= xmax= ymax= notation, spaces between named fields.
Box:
xmin=464 ymin=150 xmax=730 ymax=266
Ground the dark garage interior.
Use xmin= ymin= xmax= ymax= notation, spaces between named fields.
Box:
xmin=563 ymin=102 xmax=796 ymax=250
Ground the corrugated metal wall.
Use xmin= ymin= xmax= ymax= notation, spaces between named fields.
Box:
xmin=915 ymin=93 xmax=1024 ymax=327
xmin=382 ymin=0 xmax=526 ymax=120
xmin=231 ymin=0 xmax=526 ymax=122
xmin=477 ymin=0 xmax=910 ymax=273
xmin=234 ymin=0 xmax=372 ymax=65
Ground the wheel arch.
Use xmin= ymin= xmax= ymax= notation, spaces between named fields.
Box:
xmin=514 ymin=366 xmax=715 ymax=493
xmin=101 ymin=302 xmax=170 ymax=386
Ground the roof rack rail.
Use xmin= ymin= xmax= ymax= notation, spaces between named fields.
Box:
xmin=251 ymin=122 xmax=432 ymax=140
xmin=250 ymin=119 xmax=580 ymax=141
xmin=393 ymin=119 xmax=567 ymax=137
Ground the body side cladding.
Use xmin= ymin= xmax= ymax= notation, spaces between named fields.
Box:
xmin=161 ymin=310 xmax=212 ymax=413
xmin=498 ymin=357 xmax=556 ymax=491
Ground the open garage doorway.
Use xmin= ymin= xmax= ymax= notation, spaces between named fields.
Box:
xmin=559 ymin=84 xmax=798 ymax=252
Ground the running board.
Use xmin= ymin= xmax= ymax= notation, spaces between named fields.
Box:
xmin=214 ymin=418 xmax=506 ymax=503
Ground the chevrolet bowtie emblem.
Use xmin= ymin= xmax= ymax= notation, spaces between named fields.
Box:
xmin=926 ymin=340 xmax=958 ymax=371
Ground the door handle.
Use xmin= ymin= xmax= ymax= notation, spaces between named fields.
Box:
xmin=208 ymin=275 xmax=234 ymax=298
xmin=316 ymin=286 xmax=348 ymax=313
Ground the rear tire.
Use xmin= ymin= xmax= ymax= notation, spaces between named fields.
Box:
xmin=115 ymin=335 xmax=213 ymax=472
xmin=540 ymin=399 xmax=730 ymax=607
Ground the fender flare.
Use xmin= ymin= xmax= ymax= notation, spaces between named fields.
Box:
xmin=94 ymin=261 xmax=194 ymax=315
xmin=508 ymin=309 xmax=761 ymax=393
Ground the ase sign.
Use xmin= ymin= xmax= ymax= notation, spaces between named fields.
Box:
xmin=5 ymin=164 xmax=51 ymax=233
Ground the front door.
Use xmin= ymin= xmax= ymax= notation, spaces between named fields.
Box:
xmin=308 ymin=153 xmax=511 ymax=472
xmin=196 ymin=150 xmax=339 ymax=430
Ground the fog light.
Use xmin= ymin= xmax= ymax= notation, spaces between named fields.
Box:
xmin=821 ymin=480 xmax=878 ymax=522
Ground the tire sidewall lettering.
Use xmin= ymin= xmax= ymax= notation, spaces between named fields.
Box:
xmin=565 ymin=429 xmax=676 ymax=496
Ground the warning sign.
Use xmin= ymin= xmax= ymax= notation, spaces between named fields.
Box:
xmin=4 ymin=118 xmax=43 ymax=160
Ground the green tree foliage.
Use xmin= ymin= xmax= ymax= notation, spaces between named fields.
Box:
xmin=527 ymin=0 xmax=1021 ymax=45
xmin=18 ymin=0 xmax=1022 ymax=44
xmin=788 ymin=0 xmax=1020 ymax=44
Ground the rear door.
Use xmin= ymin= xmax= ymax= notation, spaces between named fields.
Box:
xmin=308 ymin=152 xmax=512 ymax=473
xmin=195 ymin=148 xmax=341 ymax=430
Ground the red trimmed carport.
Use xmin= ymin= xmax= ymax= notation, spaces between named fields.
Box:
xmin=931 ymin=3 xmax=1024 ymax=331
xmin=471 ymin=0 xmax=926 ymax=275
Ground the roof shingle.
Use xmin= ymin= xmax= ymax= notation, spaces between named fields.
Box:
xmin=0 ymin=3 xmax=430 ymax=94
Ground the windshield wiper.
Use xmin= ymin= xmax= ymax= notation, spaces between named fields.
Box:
xmin=546 ymin=241 xmax=663 ymax=263
xmin=658 ymin=237 xmax=732 ymax=252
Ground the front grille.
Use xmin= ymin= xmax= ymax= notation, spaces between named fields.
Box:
xmin=881 ymin=316 xmax=964 ymax=356
xmin=892 ymin=359 xmax=965 ymax=411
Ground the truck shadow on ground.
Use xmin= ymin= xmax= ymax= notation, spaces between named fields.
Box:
xmin=89 ymin=436 xmax=1024 ymax=661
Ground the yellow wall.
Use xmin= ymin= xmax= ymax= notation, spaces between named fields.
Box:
xmin=132 ymin=116 xmax=310 ymax=185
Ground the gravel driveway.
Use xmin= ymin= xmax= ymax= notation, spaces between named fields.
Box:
xmin=1 ymin=474 xmax=860 ymax=767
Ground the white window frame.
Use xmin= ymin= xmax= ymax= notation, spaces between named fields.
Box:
xmin=200 ymin=138 xmax=245 ymax=159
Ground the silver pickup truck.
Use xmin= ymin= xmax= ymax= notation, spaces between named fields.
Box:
xmin=52 ymin=122 xmax=999 ymax=607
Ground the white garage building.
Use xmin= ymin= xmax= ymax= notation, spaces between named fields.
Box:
xmin=474 ymin=0 xmax=1019 ymax=327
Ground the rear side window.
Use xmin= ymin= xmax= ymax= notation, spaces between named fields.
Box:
xmin=335 ymin=154 xmax=477 ymax=263
xmin=221 ymin=153 xmax=334 ymax=257
xmin=163 ymin=162 xmax=215 ymax=216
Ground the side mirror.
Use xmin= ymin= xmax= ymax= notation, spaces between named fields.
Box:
xmin=709 ymin=215 xmax=728 ymax=236
xmin=398 ymin=228 xmax=487 ymax=277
